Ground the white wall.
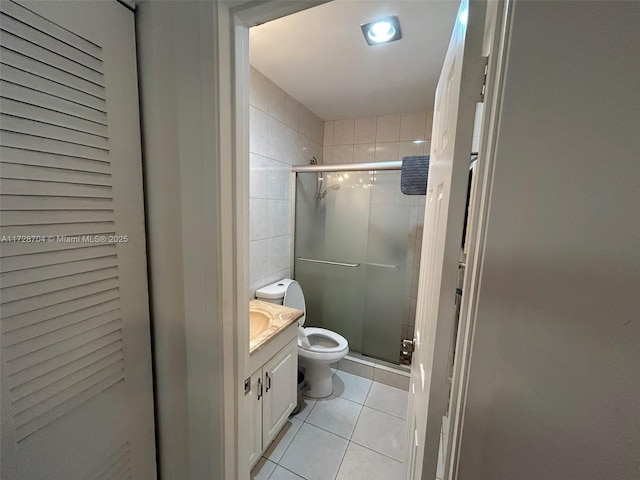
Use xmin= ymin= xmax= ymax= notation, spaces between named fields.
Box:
xmin=249 ymin=66 xmax=324 ymax=295
xmin=323 ymin=112 xmax=432 ymax=342
xmin=135 ymin=2 xmax=228 ymax=479
xmin=458 ymin=2 xmax=640 ymax=478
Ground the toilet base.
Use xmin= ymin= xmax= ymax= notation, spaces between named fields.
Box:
xmin=299 ymin=359 xmax=333 ymax=398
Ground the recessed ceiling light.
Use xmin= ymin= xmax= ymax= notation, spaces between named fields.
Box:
xmin=361 ymin=15 xmax=402 ymax=46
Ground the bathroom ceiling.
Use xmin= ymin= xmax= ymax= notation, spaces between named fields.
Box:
xmin=249 ymin=0 xmax=459 ymax=121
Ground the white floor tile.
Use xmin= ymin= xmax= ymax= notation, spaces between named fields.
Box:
xmin=251 ymin=457 xmax=276 ymax=480
xmin=263 ymin=418 xmax=303 ymax=463
xmin=351 ymin=406 xmax=407 ymax=461
xmin=336 ymin=442 xmax=404 ymax=480
xmin=268 ymin=466 xmax=305 ymax=480
xmin=365 ymin=382 xmax=409 ymax=419
xmin=333 ymin=370 xmax=373 ymax=404
xmin=279 ymin=423 xmax=349 ymax=480
xmin=293 ymin=397 xmax=317 ymax=422
xmin=305 ymin=394 xmax=363 ymax=439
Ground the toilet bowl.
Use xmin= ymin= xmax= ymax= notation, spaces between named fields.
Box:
xmin=255 ymin=279 xmax=349 ymax=398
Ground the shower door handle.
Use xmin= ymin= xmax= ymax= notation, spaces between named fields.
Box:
xmin=296 ymin=257 xmax=360 ymax=268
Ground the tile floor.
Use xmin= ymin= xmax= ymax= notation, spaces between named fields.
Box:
xmin=251 ymin=370 xmax=409 ymax=480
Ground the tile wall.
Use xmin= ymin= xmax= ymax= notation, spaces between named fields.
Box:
xmin=249 ymin=67 xmax=324 ymax=296
xmin=322 ymin=112 xmax=433 ymax=342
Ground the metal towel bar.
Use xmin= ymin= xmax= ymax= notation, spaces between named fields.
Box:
xmin=296 ymin=257 xmax=360 ymax=268
xmin=296 ymin=257 xmax=399 ymax=270
xmin=366 ymin=262 xmax=400 ymax=271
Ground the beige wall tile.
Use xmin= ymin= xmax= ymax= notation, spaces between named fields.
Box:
xmin=250 ymin=153 xmax=269 ymax=199
xmin=267 ymin=235 xmax=291 ymax=274
xmin=322 ymin=145 xmax=334 ymax=164
xmin=374 ymin=142 xmax=399 ymax=162
xmin=284 ymin=94 xmax=299 ymax=130
xmin=398 ymin=140 xmax=426 ymax=159
xmin=400 ymin=111 xmax=427 ymax=142
xmin=249 ymin=67 xmax=324 ymax=293
xmin=250 ymin=198 xmax=268 ymax=240
xmin=297 ymin=107 xmax=309 ymax=138
xmin=311 ymin=117 xmax=324 ymax=144
xmin=376 ymin=114 xmax=401 ymax=142
xmin=267 ymin=81 xmax=285 ymax=121
xmin=423 ymin=139 xmax=432 ymax=156
xmin=250 ymin=239 xmax=268 ymax=281
xmin=353 ymin=143 xmax=375 ymax=164
xmin=333 ymin=144 xmax=354 ymax=164
xmin=267 ymin=199 xmax=291 ymax=238
xmin=425 ymin=110 xmax=434 ymax=139
xmin=354 ymin=116 xmax=377 ymax=144
xmin=249 ymin=106 xmax=269 ymax=156
xmin=249 ymin=66 xmax=269 ymax=112
xmin=333 ymin=118 xmax=355 ymax=145
xmin=323 ymin=121 xmax=334 ymax=146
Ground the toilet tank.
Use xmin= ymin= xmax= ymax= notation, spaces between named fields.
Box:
xmin=255 ymin=279 xmax=294 ymax=305
xmin=255 ymin=279 xmax=306 ymax=326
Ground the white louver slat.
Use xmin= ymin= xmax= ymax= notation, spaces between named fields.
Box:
xmin=0 ymin=1 xmax=156 ymax=479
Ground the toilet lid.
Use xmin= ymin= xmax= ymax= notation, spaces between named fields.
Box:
xmin=284 ymin=280 xmax=306 ymax=326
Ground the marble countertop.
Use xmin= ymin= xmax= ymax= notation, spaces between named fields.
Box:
xmin=249 ymin=300 xmax=303 ymax=354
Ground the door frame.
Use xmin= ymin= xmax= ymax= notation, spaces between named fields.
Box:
xmin=442 ymin=1 xmax=512 ymax=478
xmin=217 ymin=0 xmax=508 ymax=478
xmin=216 ymin=2 xmax=329 ymax=479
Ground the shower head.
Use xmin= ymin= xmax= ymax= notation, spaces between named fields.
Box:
xmin=316 ymin=184 xmax=340 ymax=199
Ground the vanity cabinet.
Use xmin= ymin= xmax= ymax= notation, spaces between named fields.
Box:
xmin=247 ymin=338 xmax=297 ymax=468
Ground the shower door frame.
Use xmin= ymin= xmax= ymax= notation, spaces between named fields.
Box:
xmin=291 ymin=161 xmax=407 ymax=362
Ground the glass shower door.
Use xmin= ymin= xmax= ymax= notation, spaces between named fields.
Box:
xmin=294 ymin=169 xmax=415 ymax=364
xmin=294 ymin=171 xmax=370 ymax=353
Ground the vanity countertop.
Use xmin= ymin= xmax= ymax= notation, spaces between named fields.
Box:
xmin=249 ymin=300 xmax=302 ymax=354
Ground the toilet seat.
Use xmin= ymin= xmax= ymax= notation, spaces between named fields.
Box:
xmin=256 ymin=278 xmax=349 ymax=397
xmin=298 ymin=327 xmax=348 ymax=363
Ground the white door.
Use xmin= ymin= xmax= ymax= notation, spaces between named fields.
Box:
xmin=405 ymin=0 xmax=487 ymax=478
xmin=0 ymin=1 xmax=156 ymax=479
xmin=261 ymin=339 xmax=297 ymax=446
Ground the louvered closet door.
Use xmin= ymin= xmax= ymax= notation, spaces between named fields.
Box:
xmin=0 ymin=1 xmax=156 ymax=479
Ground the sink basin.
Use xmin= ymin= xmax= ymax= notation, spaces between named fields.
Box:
xmin=250 ymin=309 xmax=271 ymax=338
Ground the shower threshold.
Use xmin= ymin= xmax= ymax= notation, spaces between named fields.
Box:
xmin=332 ymin=352 xmax=411 ymax=391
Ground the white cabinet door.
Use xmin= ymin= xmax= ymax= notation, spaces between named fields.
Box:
xmin=262 ymin=339 xmax=297 ymax=447
xmin=246 ymin=369 xmax=263 ymax=469
xmin=0 ymin=1 xmax=156 ymax=479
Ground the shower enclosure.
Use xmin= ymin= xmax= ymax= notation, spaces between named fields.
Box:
xmin=293 ymin=162 xmax=425 ymax=364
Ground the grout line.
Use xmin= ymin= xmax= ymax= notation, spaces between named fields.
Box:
xmin=350 ymin=383 xmax=372 ymax=442
xmin=349 ymin=437 xmax=406 ymax=464
xmin=267 ymin=463 xmax=306 ymax=480
xmin=268 ymin=418 xmax=305 ymax=469
xmin=302 ymin=415 xmax=355 ymax=442
xmin=362 ymin=404 xmax=408 ymax=421
xmin=349 ymin=440 xmax=404 ymax=465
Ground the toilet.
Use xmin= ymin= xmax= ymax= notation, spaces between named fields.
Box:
xmin=255 ymin=279 xmax=349 ymax=398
